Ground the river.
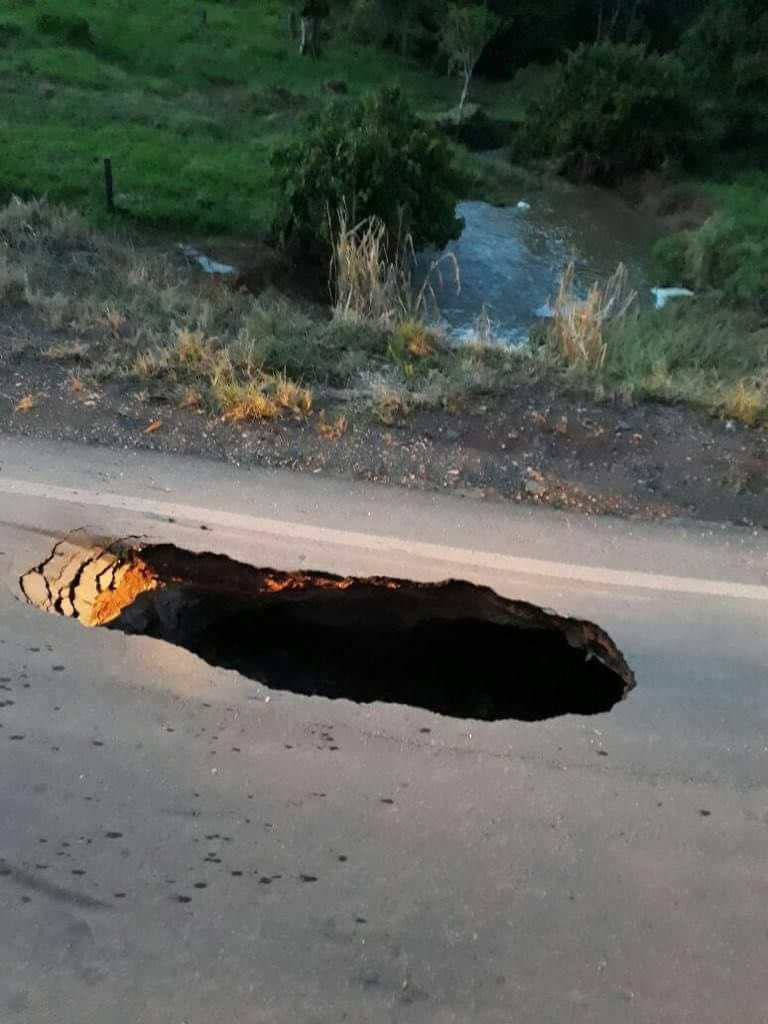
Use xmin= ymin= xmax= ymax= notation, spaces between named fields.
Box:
xmin=424 ymin=182 xmax=660 ymax=344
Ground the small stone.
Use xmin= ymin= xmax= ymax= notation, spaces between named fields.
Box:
xmin=525 ymin=480 xmax=546 ymax=497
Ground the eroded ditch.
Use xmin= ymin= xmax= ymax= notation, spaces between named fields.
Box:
xmin=19 ymin=540 xmax=636 ymax=722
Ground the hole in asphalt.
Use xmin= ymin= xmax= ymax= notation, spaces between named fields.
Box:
xmin=19 ymin=540 xmax=635 ymax=722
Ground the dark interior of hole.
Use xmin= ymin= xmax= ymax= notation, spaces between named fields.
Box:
xmin=105 ymin=552 xmax=635 ymax=722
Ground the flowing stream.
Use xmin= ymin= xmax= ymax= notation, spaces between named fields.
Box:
xmin=424 ymin=183 xmax=661 ymax=344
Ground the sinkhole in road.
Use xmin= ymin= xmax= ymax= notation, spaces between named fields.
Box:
xmin=20 ymin=540 xmax=635 ymax=722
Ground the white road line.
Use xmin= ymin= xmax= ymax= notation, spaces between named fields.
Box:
xmin=2 ymin=477 xmax=767 ymax=602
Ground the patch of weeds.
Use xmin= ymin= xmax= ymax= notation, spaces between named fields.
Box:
xmin=395 ymin=319 xmax=439 ymax=358
xmin=273 ymin=372 xmax=313 ymax=415
xmin=14 ymin=394 xmax=36 ymax=413
xmin=721 ymin=381 xmax=766 ymax=427
xmin=178 ymin=386 xmax=203 ymax=410
xmin=0 ymin=257 xmax=28 ymax=304
xmin=43 ymin=341 xmax=88 ymax=362
xmin=131 ymin=348 xmax=173 ymax=380
xmin=68 ymin=374 xmax=86 ymax=395
xmin=103 ymin=306 xmax=126 ymax=337
xmin=23 ymin=289 xmax=71 ymax=329
xmin=372 ymin=388 xmax=412 ymax=426
xmin=214 ymin=383 xmax=280 ymax=423
xmin=317 ymin=411 xmax=349 ymax=440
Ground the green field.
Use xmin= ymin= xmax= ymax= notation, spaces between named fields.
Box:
xmin=0 ymin=0 xmax=518 ymax=235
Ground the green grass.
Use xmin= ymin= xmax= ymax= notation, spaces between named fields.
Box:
xmin=595 ymin=300 xmax=768 ymax=425
xmin=651 ymin=172 xmax=768 ymax=306
xmin=541 ymin=257 xmax=768 ymax=427
xmin=0 ymin=0 xmax=501 ymax=235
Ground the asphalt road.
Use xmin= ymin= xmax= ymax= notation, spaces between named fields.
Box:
xmin=0 ymin=435 xmax=766 ymax=1024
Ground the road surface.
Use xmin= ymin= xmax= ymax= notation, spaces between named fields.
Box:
xmin=0 ymin=435 xmax=766 ymax=1024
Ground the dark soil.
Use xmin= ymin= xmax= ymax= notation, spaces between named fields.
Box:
xmin=2 ymin=323 xmax=766 ymax=530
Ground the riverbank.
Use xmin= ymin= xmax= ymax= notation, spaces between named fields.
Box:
xmin=1 ymin=199 xmax=765 ymax=530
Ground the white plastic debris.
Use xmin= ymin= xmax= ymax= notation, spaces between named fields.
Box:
xmin=652 ymin=286 xmax=694 ymax=310
xmin=196 ymin=255 xmax=237 ymax=276
xmin=177 ymin=243 xmax=237 ymax=276
xmin=517 ymin=200 xmax=531 ymax=211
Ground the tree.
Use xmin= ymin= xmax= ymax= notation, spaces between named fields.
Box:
xmin=439 ymin=3 xmax=500 ymax=124
xmin=271 ymin=87 xmax=466 ymax=250
xmin=512 ymin=41 xmax=700 ymax=184
xmin=681 ymin=0 xmax=768 ymax=148
xmin=345 ymin=0 xmax=441 ymax=58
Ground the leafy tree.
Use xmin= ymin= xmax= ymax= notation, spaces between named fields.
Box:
xmin=513 ymin=41 xmax=699 ymax=184
xmin=681 ymin=0 xmax=768 ymax=148
xmin=272 ymin=87 xmax=466 ymax=249
xmin=345 ymin=0 xmax=439 ymax=57
xmin=439 ymin=3 xmax=500 ymax=123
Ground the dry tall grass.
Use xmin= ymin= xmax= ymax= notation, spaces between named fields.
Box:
xmin=549 ymin=261 xmax=637 ymax=371
xmin=330 ymin=205 xmax=459 ymax=326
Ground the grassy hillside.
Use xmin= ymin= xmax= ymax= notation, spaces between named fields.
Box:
xmin=0 ymin=0 xmax=516 ymax=235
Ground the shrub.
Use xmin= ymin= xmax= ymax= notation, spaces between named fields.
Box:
xmin=272 ymin=86 xmax=466 ymax=250
xmin=651 ymin=177 xmax=768 ymax=306
xmin=36 ymin=14 xmax=94 ymax=49
xmin=651 ymin=232 xmax=694 ymax=287
xmin=681 ymin=0 xmax=768 ymax=149
xmin=330 ymin=205 xmax=458 ymax=326
xmin=513 ymin=42 xmax=699 ymax=184
xmin=547 ymin=261 xmax=637 ymax=371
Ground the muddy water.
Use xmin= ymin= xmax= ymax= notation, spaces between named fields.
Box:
xmin=425 ymin=183 xmax=660 ymax=344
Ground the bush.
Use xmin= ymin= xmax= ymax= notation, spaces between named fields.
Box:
xmin=272 ymin=86 xmax=466 ymax=250
xmin=513 ymin=42 xmax=699 ymax=184
xmin=651 ymin=176 xmax=768 ymax=306
xmin=651 ymin=232 xmax=693 ymax=287
xmin=35 ymin=14 xmax=94 ymax=49
xmin=681 ymin=0 xmax=768 ymax=149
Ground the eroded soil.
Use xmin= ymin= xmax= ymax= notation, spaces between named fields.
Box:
xmin=2 ymin=322 xmax=766 ymax=530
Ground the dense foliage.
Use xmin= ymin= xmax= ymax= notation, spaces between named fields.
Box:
xmin=271 ymin=86 xmax=465 ymax=249
xmin=651 ymin=177 xmax=768 ymax=307
xmin=511 ymin=42 xmax=698 ymax=183
xmin=680 ymin=0 xmax=768 ymax=150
